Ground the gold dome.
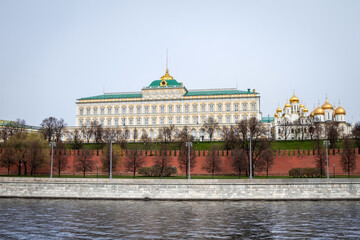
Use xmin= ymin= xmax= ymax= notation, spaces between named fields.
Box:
xmin=335 ymin=105 xmax=346 ymax=115
xmin=274 ymin=113 xmax=278 ymax=118
xmin=299 ymin=104 xmax=305 ymax=108
xmin=290 ymin=93 xmax=299 ymax=103
xmin=310 ymin=110 xmax=315 ymax=117
xmin=314 ymin=106 xmax=325 ymax=115
xmin=303 ymin=107 xmax=308 ymax=113
xmin=160 ymin=69 xmax=174 ymax=80
xmin=276 ymin=107 xmax=282 ymax=113
xmin=321 ymin=98 xmax=333 ymax=110
xmin=284 ymin=103 xmax=291 ymax=108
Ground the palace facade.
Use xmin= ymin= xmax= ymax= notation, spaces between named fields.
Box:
xmin=75 ymin=69 xmax=262 ymax=141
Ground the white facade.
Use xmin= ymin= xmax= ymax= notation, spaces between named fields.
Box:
xmin=74 ymin=69 xmax=262 ymax=141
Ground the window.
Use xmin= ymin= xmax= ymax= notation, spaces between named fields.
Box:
xmin=168 ymin=105 xmax=173 ymax=113
xmin=176 ymin=117 xmax=181 ymax=124
xmin=243 ymin=115 xmax=247 ymax=120
xmin=201 ymin=116 xmax=205 ymax=124
xmin=137 ymin=106 xmax=141 ymax=114
xmin=160 ymin=117 xmax=165 ymax=125
xmin=100 ymin=119 xmax=104 ymax=125
xmin=115 ymin=118 xmax=119 ymax=126
xmin=176 ymin=105 xmax=181 ymax=113
xmin=107 ymin=107 xmax=112 ymax=115
xmin=129 ymin=118 xmax=133 ymax=125
xmin=226 ymin=115 xmax=231 ymax=123
xmin=185 ymin=104 xmax=189 ymax=113
xmin=168 ymin=117 xmax=173 ymax=124
xmin=217 ymin=104 xmax=222 ymax=112
xmin=242 ymin=103 xmax=247 ymax=111
xmin=193 ymin=116 xmax=198 ymax=124
xmin=209 ymin=104 xmax=214 ymax=112
xmin=87 ymin=108 xmax=91 ymax=115
xmin=160 ymin=105 xmax=165 ymax=113
xmin=137 ymin=118 xmax=141 ymax=125
xmin=129 ymin=106 xmax=134 ymax=114
xmin=144 ymin=106 xmax=149 ymax=114
xmin=226 ymin=103 xmax=230 ymax=112
xmin=115 ymin=107 xmax=119 ymax=114
xmin=251 ymin=103 xmax=256 ymax=111
xmin=185 ymin=116 xmax=189 ymax=124
xmin=86 ymin=119 xmax=90 ymax=126
xmin=152 ymin=117 xmax=157 ymax=125
xmin=122 ymin=106 xmax=126 ymax=114
xmin=144 ymin=117 xmax=149 ymax=125
xmin=107 ymin=118 xmax=111 ymax=126
xmin=93 ymin=107 xmax=98 ymax=115
xmin=217 ymin=115 xmax=222 ymax=123
xmin=201 ymin=104 xmax=206 ymax=112
xmin=217 ymin=129 xmax=221 ymax=138
xmin=152 ymin=105 xmax=157 ymax=113
xmin=79 ymin=108 xmax=84 ymax=115
xmin=235 ymin=115 xmax=239 ymax=123
xmin=101 ymin=107 xmax=105 ymax=115
xmin=193 ymin=104 xmax=197 ymax=113
xmin=234 ymin=103 xmax=239 ymax=111
xmin=122 ymin=118 xmax=126 ymax=125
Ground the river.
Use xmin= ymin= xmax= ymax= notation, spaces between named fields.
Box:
xmin=0 ymin=199 xmax=359 ymax=239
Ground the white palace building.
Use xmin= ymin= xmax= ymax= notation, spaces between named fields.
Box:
xmin=75 ymin=68 xmax=262 ymax=141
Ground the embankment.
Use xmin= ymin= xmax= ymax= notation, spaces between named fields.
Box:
xmin=0 ymin=177 xmax=359 ymax=200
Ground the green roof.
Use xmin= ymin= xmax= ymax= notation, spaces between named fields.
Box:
xmin=147 ymin=79 xmax=183 ymax=88
xmin=184 ymin=89 xmax=256 ymax=96
xmin=78 ymin=93 xmax=142 ymax=101
xmin=261 ymin=117 xmax=274 ymax=122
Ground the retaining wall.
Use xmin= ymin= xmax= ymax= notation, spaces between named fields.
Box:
xmin=0 ymin=177 xmax=359 ymax=200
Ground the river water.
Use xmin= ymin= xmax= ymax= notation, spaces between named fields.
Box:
xmin=0 ymin=199 xmax=359 ymax=239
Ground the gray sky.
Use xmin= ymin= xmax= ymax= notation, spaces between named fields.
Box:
xmin=1 ymin=0 xmax=359 ymax=126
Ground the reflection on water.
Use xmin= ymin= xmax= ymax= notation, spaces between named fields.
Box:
xmin=0 ymin=199 xmax=359 ymax=239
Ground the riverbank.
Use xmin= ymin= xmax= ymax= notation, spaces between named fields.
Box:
xmin=1 ymin=177 xmax=360 ymax=200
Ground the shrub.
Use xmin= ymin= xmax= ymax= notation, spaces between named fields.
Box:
xmin=303 ymin=167 xmax=318 ymax=178
xmin=289 ymin=168 xmax=303 ymax=177
xmin=138 ymin=165 xmax=177 ymax=177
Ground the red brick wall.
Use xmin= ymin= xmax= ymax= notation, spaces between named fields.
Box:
xmin=1 ymin=149 xmax=360 ymax=176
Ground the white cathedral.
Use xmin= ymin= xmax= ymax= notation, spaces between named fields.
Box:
xmin=273 ymin=93 xmax=351 ymax=140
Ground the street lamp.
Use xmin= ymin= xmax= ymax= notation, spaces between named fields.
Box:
xmin=96 ymin=164 xmax=99 ymax=178
xmin=333 ymin=164 xmax=335 ymax=178
xmin=248 ymin=135 xmax=253 ymax=180
xmin=110 ymin=138 xmax=113 ymax=179
xmin=186 ymin=142 xmax=193 ymax=180
xmin=49 ymin=142 xmax=56 ymax=178
xmin=323 ymin=140 xmax=330 ymax=179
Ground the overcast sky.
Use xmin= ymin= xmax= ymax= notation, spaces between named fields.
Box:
xmin=1 ymin=0 xmax=359 ymax=126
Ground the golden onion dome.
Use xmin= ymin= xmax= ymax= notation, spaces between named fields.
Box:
xmin=290 ymin=93 xmax=299 ymax=103
xmin=284 ymin=103 xmax=291 ymax=108
xmin=321 ymin=98 xmax=333 ymax=110
xmin=299 ymin=104 xmax=305 ymax=108
xmin=335 ymin=105 xmax=346 ymax=115
xmin=310 ymin=110 xmax=315 ymax=117
xmin=274 ymin=113 xmax=278 ymax=118
xmin=276 ymin=107 xmax=282 ymax=113
xmin=314 ymin=106 xmax=325 ymax=115
xmin=303 ymin=107 xmax=308 ymax=113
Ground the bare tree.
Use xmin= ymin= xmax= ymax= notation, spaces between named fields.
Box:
xmin=279 ymin=118 xmax=292 ymax=141
xmin=71 ymin=129 xmax=83 ymax=150
xmin=231 ymin=148 xmax=247 ymax=178
xmin=141 ymin=132 xmax=152 ymax=152
xmin=7 ymin=132 xmax=29 ymax=175
xmin=352 ymin=122 xmax=360 ymax=148
xmin=126 ymin=147 xmax=144 ymax=178
xmin=178 ymin=144 xmax=197 ymax=178
xmin=54 ymin=141 xmax=68 ymax=177
xmin=222 ymin=126 xmax=236 ymax=154
xmin=340 ymin=137 xmax=356 ymax=178
xmin=76 ymin=149 xmax=94 ymax=177
xmin=81 ymin=120 xmax=97 ymax=143
xmin=203 ymin=117 xmax=219 ymax=142
xmin=16 ymin=119 xmax=27 ymax=133
xmin=40 ymin=117 xmax=66 ymax=142
xmin=101 ymin=143 xmax=122 ymax=175
xmin=154 ymin=144 xmax=172 ymax=178
xmin=326 ymin=121 xmax=339 ymax=149
xmin=259 ymin=147 xmax=274 ymax=178
xmin=202 ymin=145 xmax=222 ymax=178
xmin=313 ymin=142 xmax=326 ymax=178
xmin=27 ymin=133 xmax=48 ymax=176
xmin=0 ymin=147 xmax=16 ymax=175
xmin=293 ymin=118 xmax=312 ymax=141
xmin=162 ymin=124 xmax=175 ymax=143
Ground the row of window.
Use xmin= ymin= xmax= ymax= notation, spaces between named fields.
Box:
xmin=78 ymin=114 xmax=256 ymax=126
xmin=78 ymin=102 xmax=257 ymax=116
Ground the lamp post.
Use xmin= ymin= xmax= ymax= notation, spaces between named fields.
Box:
xmin=110 ymin=138 xmax=113 ymax=179
xmin=96 ymin=164 xmax=98 ymax=178
xmin=248 ymin=135 xmax=253 ymax=180
xmin=49 ymin=142 xmax=56 ymax=178
xmin=323 ymin=140 xmax=330 ymax=179
xmin=333 ymin=164 xmax=335 ymax=178
xmin=186 ymin=142 xmax=193 ymax=180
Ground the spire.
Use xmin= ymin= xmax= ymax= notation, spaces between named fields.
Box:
xmin=160 ymin=49 xmax=174 ymax=81
xmin=166 ymin=48 xmax=168 ymax=71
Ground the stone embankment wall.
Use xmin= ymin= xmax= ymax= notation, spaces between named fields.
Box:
xmin=1 ymin=149 xmax=360 ymax=176
xmin=0 ymin=178 xmax=359 ymax=200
